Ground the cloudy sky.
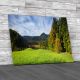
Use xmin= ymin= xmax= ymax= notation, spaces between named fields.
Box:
xmin=8 ymin=15 xmax=53 ymax=36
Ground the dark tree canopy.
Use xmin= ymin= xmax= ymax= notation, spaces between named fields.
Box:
xmin=9 ymin=29 xmax=28 ymax=51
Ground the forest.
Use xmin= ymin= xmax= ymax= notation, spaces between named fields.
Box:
xmin=10 ymin=17 xmax=71 ymax=53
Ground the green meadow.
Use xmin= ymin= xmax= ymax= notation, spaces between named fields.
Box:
xmin=12 ymin=48 xmax=73 ymax=65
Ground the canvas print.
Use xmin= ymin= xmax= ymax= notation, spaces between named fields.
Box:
xmin=8 ymin=14 xmax=73 ymax=65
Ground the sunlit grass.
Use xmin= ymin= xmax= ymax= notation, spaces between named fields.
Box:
xmin=12 ymin=48 xmax=73 ymax=65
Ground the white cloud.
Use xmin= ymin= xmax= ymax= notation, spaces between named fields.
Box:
xmin=8 ymin=15 xmax=53 ymax=36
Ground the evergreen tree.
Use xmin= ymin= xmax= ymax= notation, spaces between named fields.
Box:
xmin=54 ymin=33 xmax=62 ymax=53
xmin=48 ymin=17 xmax=71 ymax=53
xmin=58 ymin=17 xmax=71 ymax=53
xmin=48 ymin=18 xmax=58 ymax=50
xmin=9 ymin=29 xmax=28 ymax=51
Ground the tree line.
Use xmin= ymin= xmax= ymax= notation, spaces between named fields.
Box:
xmin=48 ymin=17 xmax=71 ymax=53
xmin=10 ymin=17 xmax=71 ymax=53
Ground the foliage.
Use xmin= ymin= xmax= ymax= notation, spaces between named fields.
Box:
xmin=12 ymin=48 xmax=73 ymax=65
xmin=48 ymin=17 xmax=71 ymax=53
xmin=48 ymin=18 xmax=58 ymax=50
xmin=54 ymin=37 xmax=62 ymax=53
xmin=40 ymin=40 xmax=48 ymax=49
xmin=9 ymin=29 xmax=27 ymax=51
xmin=59 ymin=18 xmax=71 ymax=52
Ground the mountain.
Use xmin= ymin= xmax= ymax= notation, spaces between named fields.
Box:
xmin=23 ymin=33 xmax=49 ymax=43
xmin=10 ymin=29 xmax=49 ymax=50
xmin=40 ymin=33 xmax=48 ymax=40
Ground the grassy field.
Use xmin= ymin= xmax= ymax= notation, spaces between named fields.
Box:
xmin=12 ymin=48 xmax=73 ymax=65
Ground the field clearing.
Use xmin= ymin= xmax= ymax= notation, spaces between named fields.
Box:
xmin=12 ymin=48 xmax=73 ymax=65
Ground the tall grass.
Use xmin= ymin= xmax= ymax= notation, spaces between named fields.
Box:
xmin=12 ymin=48 xmax=73 ymax=65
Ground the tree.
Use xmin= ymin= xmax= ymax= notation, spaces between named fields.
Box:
xmin=48 ymin=17 xmax=71 ymax=53
xmin=40 ymin=40 xmax=48 ymax=49
xmin=58 ymin=17 xmax=71 ymax=53
xmin=9 ymin=29 xmax=28 ymax=51
xmin=54 ymin=33 xmax=62 ymax=53
xmin=48 ymin=18 xmax=58 ymax=50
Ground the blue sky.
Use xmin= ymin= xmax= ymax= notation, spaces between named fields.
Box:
xmin=8 ymin=15 xmax=53 ymax=36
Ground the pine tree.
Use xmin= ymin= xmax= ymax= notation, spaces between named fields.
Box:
xmin=54 ymin=33 xmax=62 ymax=53
xmin=59 ymin=17 xmax=71 ymax=53
xmin=48 ymin=17 xmax=71 ymax=53
xmin=48 ymin=18 xmax=58 ymax=50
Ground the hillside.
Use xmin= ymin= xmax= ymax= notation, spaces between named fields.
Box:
xmin=23 ymin=33 xmax=49 ymax=43
xmin=9 ymin=29 xmax=49 ymax=50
